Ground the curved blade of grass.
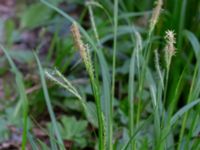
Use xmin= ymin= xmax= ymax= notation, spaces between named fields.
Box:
xmin=183 ymin=30 xmax=200 ymax=61
xmin=170 ymin=99 xmax=200 ymax=126
xmin=0 ymin=45 xmax=28 ymax=150
xmin=34 ymin=52 xmax=64 ymax=150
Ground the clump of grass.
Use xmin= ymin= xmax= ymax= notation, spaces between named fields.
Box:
xmin=1 ymin=0 xmax=199 ymax=149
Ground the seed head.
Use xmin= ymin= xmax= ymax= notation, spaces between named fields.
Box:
xmin=164 ymin=30 xmax=176 ymax=70
xmin=165 ymin=30 xmax=176 ymax=57
xmin=150 ymin=0 xmax=163 ymax=32
xmin=71 ymin=22 xmax=94 ymax=77
xmin=71 ymin=22 xmax=86 ymax=60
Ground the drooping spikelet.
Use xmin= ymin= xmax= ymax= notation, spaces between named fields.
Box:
xmin=150 ymin=0 xmax=163 ymax=32
xmin=71 ymin=22 xmax=94 ymax=77
xmin=164 ymin=30 xmax=176 ymax=70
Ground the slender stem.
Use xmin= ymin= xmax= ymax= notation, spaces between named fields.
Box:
xmin=88 ymin=5 xmax=101 ymax=47
xmin=163 ymin=67 xmax=169 ymax=107
xmin=128 ymin=50 xmax=136 ymax=150
xmin=89 ymin=74 xmax=105 ymax=150
xmin=110 ymin=1 xmax=118 ymax=149
xmin=22 ymin=88 xmax=28 ymax=150
xmin=177 ymin=0 xmax=187 ymax=50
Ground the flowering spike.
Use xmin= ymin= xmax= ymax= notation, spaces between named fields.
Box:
xmin=71 ymin=22 xmax=94 ymax=78
xmin=164 ymin=30 xmax=176 ymax=70
xmin=150 ymin=0 xmax=163 ymax=32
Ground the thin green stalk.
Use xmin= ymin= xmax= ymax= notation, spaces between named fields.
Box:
xmin=128 ymin=49 xmax=136 ymax=150
xmin=163 ymin=67 xmax=169 ymax=107
xmin=110 ymin=1 xmax=118 ymax=149
xmin=87 ymin=2 xmax=101 ymax=88
xmin=87 ymin=4 xmax=101 ymax=47
xmin=177 ymin=0 xmax=187 ymax=50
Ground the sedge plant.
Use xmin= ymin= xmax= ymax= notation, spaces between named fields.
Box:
xmin=1 ymin=0 xmax=199 ymax=149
